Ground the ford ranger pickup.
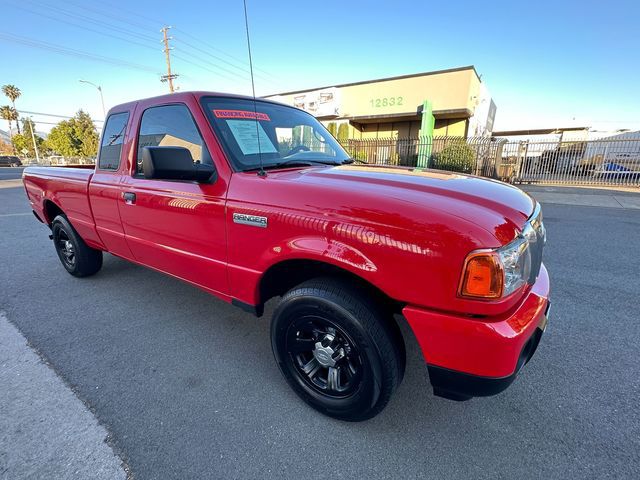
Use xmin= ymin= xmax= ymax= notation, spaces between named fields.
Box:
xmin=23 ymin=92 xmax=550 ymax=421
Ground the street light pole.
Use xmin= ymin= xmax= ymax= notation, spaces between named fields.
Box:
xmin=79 ymin=79 xmax=106 ymax=118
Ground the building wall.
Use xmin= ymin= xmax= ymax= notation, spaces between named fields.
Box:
xmin=267 ymin=67 xmax=490 ymax=140
xmin=270 ymin=68 xmax=479 ymax=119
xmin=337 ymin=69 xmax=478 ymax=118
xmin=335 ymin=118 xmax=468 ymax=139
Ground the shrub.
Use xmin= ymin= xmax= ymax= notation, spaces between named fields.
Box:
xmin=432 ymin=141 xmax=476 ymax=173
xmin=337 ymin=123 xmax=349 ymax=143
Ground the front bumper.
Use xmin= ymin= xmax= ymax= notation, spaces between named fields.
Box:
xmin=403 ymin=264 xmax=550 ymax=400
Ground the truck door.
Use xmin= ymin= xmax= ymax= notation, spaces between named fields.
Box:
xmin=89 ymin=111 xmax=135 ymax=260
xmin=117 ymin=103 xmax=229 ymax=295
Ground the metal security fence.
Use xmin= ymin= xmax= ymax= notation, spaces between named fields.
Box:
xmin=339 ymin=136 xmax=502 ymax=176
xmin=338 ymin=136 xmax=640 ymax=187
xmin=500 ymin=138 xmax=640 ymax=187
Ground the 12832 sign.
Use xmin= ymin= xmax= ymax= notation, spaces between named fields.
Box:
xmin=369 ymin=97 xmax=403 ymax=108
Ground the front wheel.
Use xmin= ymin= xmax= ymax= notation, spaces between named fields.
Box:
xmin=52 ymin=215 xmax=103 ymax=277
xmin=271 ymin=278 xmax=404 ymax=421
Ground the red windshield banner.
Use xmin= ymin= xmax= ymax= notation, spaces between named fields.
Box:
xmin=213 ymin=109 xmax=271 ymax=121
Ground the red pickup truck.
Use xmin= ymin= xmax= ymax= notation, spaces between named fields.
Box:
xmin=23 ymin=92 xmax=550 ymax=421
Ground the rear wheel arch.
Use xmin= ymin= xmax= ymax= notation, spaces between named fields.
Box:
xmin=43 ymin=199 xmax=64 ymax=225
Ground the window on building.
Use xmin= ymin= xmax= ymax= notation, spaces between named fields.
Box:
xmin=136 ymin=104 xmax=211 ymax=175
xmin=98 ymin=112 xmax=129 ymax=170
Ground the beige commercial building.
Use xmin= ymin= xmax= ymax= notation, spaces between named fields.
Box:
xmin=265 ymin=66 xmax=496 ymax=140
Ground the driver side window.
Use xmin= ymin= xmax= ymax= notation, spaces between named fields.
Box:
xmin=136 ymin=104 xmax=212 ymax=175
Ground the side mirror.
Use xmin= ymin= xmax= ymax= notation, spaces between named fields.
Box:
xmin=142 ymin=146 xmax=216 ymax=183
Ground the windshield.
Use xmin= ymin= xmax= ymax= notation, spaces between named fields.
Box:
xmin=202 ymin=96 xmax=350 ymax=171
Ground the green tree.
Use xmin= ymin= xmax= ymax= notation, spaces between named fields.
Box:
xmin=2 ymin=85 xmax=22 ymax=134
xmin=46 ymin=121 xmax=76 ymax=156
xmin=337 ymin=123 xmax=349 ymax=143
xmin=292 ymin=125 xmax=302 ymax=145
xmin=13 ymin=118 xmax=46 ymax=158
xmin=326 ymin=122 xmax=337 ymax=138
xmin=46 ymin=110 xmax=99 ymax=157
xmin=302 ymin=125 xmax=313 ymax=147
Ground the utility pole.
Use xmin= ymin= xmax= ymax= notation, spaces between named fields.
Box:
xmin=28 ymin=116 xmax=40 ymax=164
xmin=160 ymin=26 xmax=178 ymax=93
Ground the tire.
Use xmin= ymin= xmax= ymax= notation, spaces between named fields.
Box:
xmin=271 ymin=277 xmax=404 ymax=421
xmin=51 ymin=215 xmax=103 ymax=277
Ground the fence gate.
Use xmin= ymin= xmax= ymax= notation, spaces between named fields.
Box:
xmin=499 ymin=137 xmax=640 ymax=187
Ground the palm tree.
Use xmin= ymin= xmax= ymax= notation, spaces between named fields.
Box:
xmin=2 ymin=85 xmax=22 ymax=134
xmin=1 ymin=105 xmax=18 ymax=154
xmin=0 ymin=105 xmax=17 ymax=136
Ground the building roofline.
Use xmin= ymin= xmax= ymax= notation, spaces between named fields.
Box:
xmin=492 ymin=126 xmax=590 ymax=136
xmin=265 ymin=66 xmax=481 ymax=97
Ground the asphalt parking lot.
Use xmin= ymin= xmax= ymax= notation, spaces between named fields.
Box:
xmin=1 ymin=175 xmax=639 ymax=479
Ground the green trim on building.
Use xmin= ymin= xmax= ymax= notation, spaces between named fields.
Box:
xmin=417 ymin=100 xmax=435 ymax=167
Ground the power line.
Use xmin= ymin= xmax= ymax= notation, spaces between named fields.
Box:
xmin=24 ymin=0 xmax=160 ymax=44
xmin=171 ymin=41 xmax=252 ymax=83
xmin=17 ymin=110 xmax=104 ymax=122
xmin=9 ymin=0 xmax=281 ymax=89
xmin=34 ymin=0 xmax=281 ymax=83
xmin=173 ymin=28 xmax=280 ymax=82
xmin=63 ymin=0 xmax=163 ymax=33
xmin=66 ymin=0 xmax=165 ymax=31
xmin=0 ymin=32 xmax=159 ymax=74
xmin=171 ymin=54 xmax=241 ymax=84
xmin=11 ymin=1 xmax=258 ymax=86
xmin=8 ymin=3 xmax=163 ymax=54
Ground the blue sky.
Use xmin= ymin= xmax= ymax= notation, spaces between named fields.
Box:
xmin=1 ymin=0 xmax=639 ymax=133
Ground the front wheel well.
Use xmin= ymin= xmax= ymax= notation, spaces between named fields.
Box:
xmin=258 ymin=259 xmax=403 ymax=315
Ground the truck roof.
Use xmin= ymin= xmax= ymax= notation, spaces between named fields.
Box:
xmin=108 ymin=91 xmax=290 ymax=116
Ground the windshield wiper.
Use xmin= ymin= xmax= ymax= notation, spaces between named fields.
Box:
xmin=342 ymin=158 xmax=368 ymax=164
xmin=243 ymin=158 xmax=341 ymax=172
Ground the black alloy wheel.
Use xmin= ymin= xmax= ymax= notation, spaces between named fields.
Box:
xmin=271 ymin=277 xmax=404 ymax=421
xmin=286 ymin=316 xmax=364 ymax=398
xmin=51 ymin=215 xmax=103 ymax=277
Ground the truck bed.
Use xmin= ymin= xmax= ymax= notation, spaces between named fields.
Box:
xmin=23 ymin=166 xmax=100 ymax=248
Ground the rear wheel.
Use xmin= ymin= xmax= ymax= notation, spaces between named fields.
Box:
xmin=52 ymin=215 xmax=103 ymax=277
xmin=271 ymin=278 xmax=404 ymax=421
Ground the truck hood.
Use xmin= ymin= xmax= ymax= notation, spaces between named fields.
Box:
xmin=294 ymin=165 xmax=535 ymax=242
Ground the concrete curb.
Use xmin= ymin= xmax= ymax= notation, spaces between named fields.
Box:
xmin=0 ymin=312 xmax=127 ymax=480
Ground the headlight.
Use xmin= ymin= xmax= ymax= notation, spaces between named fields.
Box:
xmin=497 ymin=234 xmax=531 ymax=296
xmin=459 ymin=212 xmax=541 ymax=300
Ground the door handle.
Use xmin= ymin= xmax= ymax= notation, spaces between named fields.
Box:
xmin=122 ymin=192 xmax=136 ymax=205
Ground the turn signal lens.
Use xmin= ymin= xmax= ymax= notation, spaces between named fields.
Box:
xmin=459 ymin=253 xmax=503 ymax=299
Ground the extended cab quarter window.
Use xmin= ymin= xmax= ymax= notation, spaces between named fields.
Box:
xmin=98 ymin=112 xmax=129 ymax=170
xmin=136 ymin=104 xmax=212 ymax=174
